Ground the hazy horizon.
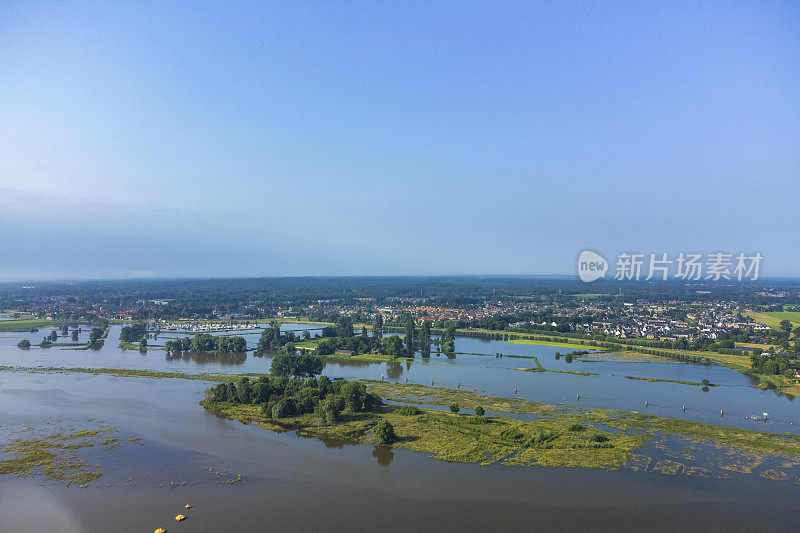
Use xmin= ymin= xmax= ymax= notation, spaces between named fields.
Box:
xmin=2 ymin=2 xmax=798 ymax=280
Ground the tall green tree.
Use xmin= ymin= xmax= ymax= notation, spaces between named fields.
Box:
xmin=335 ymin=316 xmax=354 ymax=338
xmin=419 ymin=320 xmax=432 ymax=358
xmin=404 ymin=316 xmax=416 ymax=357
xmin=270 ymin=353 xmax=324 ymax=379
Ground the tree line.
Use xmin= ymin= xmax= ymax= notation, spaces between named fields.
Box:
xmin=164 ymin=333 xmax=247 ymax=354
xmin=207 ymin=374 xmax=382 ymax=425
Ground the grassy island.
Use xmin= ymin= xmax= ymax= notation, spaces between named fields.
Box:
xmin=201 ymin=378 xmax=800 ymax=473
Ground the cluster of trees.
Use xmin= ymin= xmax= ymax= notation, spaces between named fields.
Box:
xmin=208 ymin=374 xmax=382 ymax=425
xmin=164 ymin=333 xmax=247 ymax=354
xmin=119 ymin=323 xmax=147 ymax=343
xmin=37 ymin=329 xmax=60 ymax=347
xmin=309 ymin=316 xmax=450 ymax=360
xmin=750 ymin=353 xmax=798 ymax=379
xmin=316 ymin=319 xmax=397 ymax=357
xmin=440 ymin=322 xmax=456 ymax=355
xmin=31 ymin=327 xmax=85 ymax=349
xmin=254 ymin=322 xmax=300 ymax=355
xmin=383 ymin=317 xmax=453 ymax=358
xmin=409 ymin=318 xmax=453 ymax=358
xmin=89 ymin=327 xmax=106 ymax=349
xmin=554 ymin=350 xmax=591 ymax=363
xmin=270 ymin=352 xmax=324 ymax=378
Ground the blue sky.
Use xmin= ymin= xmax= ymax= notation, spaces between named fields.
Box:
xmin=1 ymin=2 xmax=798 ymax=279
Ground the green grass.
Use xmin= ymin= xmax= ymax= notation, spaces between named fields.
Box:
xmin=515 ymin=357 xmax=546 ymax=372
xmin=624 ymin=376 xmax=718 ymax=387
xmin=0 ymin=319 xmax=72 ymax=332
xmin=118 ymin=341 xmax=165 ymax=351
xmin=513 ymin=357 xmax=598 ymax=376
xmin=295 ymin=338 xmax=398 ymax=362
xmin=508 ymin=339 xmax=597 ymax=350
xmin=746 ymin=311 xmax=800 ymax=331
xmin=201 ymin=399 xmax=638 ymax=468
xmin=203 ymin=381 xmax=800 ymax=471
xmin=0 ymin=365 xmax=260 ymax=382
xmin=760 ymin=311 xmax=800 ymax=327
xmin=548 ymin=370 xmax=600 ymax=376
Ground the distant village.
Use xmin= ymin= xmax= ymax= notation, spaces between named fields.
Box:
xmin=12 ymin=291 xmax=796 ymax=349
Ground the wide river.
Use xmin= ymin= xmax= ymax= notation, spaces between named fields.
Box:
xmin=1 ymin=323 xmax=799 ymax=531
xmin=2 ymin=324 xmax=796 ymax=432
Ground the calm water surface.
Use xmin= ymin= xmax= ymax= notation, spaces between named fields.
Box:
xmin=1 ymin=372 xmax=799 ymax=532
xmin=1 ymin=325 xmax=796 ymax=433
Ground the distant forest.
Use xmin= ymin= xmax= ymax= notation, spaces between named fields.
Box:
xmin=1 ymin=276 xmax=798 ymax=319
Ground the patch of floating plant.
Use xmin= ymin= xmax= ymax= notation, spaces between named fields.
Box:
xmin=715 ymin=446 xmax=765 ymax=474
xmin=652 ymin=459 xmax=684 ymax=475
xmin=0 ymin=421 xmax=140 ymax=486
xmin=206 ymin=465 xmax=245 ymax=485
xmin=624 ymin=454 xmax=652 ymax=472
xmin=760 ymin=469 xmax=789 ymax=481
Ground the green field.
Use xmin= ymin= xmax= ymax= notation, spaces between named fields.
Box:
xmin=508 ymin=339 xmax=596 ymax=350
xmin=746 ymin=311 xmax=800 ymax=331
xmin=762 ymin=311 xmax=800 ymax=326
xmin=0 ymin=319 xmax=70 ymax=332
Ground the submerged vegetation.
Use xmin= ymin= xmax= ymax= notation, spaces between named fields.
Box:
xmin=624 ymin=376 xmax=719 ymax=387
xmin=514 ymin=356 xmax=599 ymax=376
xmin=0 ymin=422 xmax=131 ymax=485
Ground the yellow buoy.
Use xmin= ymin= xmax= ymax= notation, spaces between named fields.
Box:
xmin=175 ymin=514 xmax=186 ymax=521
xmin=155 ymin=529 xmax=166 ymax=533
xmin=185 ymin=504 xmax=191 ymax=509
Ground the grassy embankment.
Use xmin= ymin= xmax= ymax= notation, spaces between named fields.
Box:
xmin=624 ymin=376 xmax=718 ymax=387
xmin=707 ymin=351 xmax=800 ymax=396
xmin=513 ymin=356 xmax=598 ymax=376
xmin=0 ymin=365 xmax=264 ymax=382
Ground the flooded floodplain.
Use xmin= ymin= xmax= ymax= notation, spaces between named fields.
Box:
xmin=2 ymin=372 xmax=800 ymax=532
xmin=2 ymin=324 xmax=797 ymax=433
xmin=2 ymin=324 xmax=800 ymax=531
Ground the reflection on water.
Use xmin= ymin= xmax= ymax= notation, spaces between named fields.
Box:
xmin=372 ymin=444 xmax=394 ymax=466
xmin=165 ymin=350 xmax=247 ymax=366
xmin=2 ymin=324 xmax=800 ymax=434
xmin=386 ymin=362 xmax=404 ymax=379
xmin=2 ymin=372 xmax=800 ymax=532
